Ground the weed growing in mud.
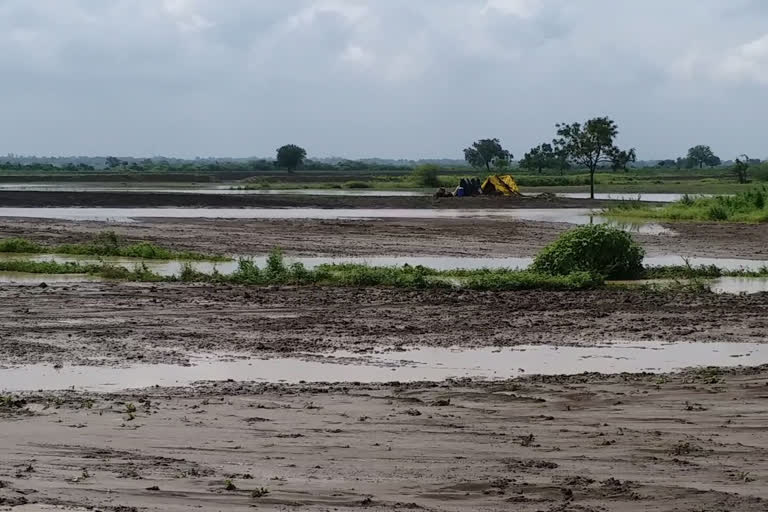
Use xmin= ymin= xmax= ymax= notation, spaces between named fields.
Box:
xmin=0 ymin=231 xmax=227 ymax=261
xmin=251 ymin=487 xmax=270 ymax=498
xmin=224 ymin=479 xmax=237 ymax=491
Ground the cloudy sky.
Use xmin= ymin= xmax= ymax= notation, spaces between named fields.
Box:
xmin=1 ymin=0 xmax=766 ymax=160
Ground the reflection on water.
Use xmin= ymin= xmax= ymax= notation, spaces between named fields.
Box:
xmin=0 ymin=207 xmax=670 ymax=234
xmin=0 ymin=342 xmax=764 ymax=391
xmin=0 ymin=183 xmax=427 ymax=196
xmin=709 ymin=277 xmax=768 ymax=295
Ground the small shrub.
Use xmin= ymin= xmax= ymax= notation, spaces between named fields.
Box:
xmin=265 ymin=248 xmax=287 ymax=277
xmin=411 ymin=164 xmax=441 ymax=187
xmin=531 ymin=225 xmax=645 ymax=279
xmin=251 ymin=487 xmax=270 ymax=498
xmin=343 ymin=181 xmax=371 ymax=189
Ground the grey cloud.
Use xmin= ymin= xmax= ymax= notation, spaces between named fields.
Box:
xmin=0 ymin=0 xmax=765 ymax=159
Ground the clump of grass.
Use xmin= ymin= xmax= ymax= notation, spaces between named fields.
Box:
xmin=343 ymin=181 xmax=371 ymax=189
xmin=0 ymin=231 xmax=227 ymax=261
xmin=251 ymin=487 xmax=270 ymax=498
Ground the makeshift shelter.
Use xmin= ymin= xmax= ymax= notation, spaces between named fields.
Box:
xmin=480 ymin=175 xmax=520 ymax=196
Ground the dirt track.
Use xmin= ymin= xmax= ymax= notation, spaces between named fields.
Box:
xmin=2 ymin=368 xmax=768 ymax=511
xmin=1 ymin=282 xmax=767 ymax=367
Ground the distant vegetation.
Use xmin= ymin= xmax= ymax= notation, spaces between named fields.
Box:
xmin=605 ymin=186 xmax=768 ymax=223
xmin=1 ymin=130 xmax=766 ymax=197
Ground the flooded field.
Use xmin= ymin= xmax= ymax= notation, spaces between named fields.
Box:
xmin=0 ymin=182 xmax=428 ymax=196
xmin=0 ymin=206 xmax=670 ymax=234
xmin=0 ymin=342 xmax=763 ymax=392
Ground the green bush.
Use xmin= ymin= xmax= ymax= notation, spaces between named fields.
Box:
xmin=531 ymin=225 xmax=645 ymax=279
xmin=0 ymin=238 xmax=44 ymax=253
xmin=411 ymin=164 xmax=441 ymax=187
xmin=343 ymin=181 xmax=371 ymax=189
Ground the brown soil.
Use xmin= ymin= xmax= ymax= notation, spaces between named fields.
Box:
xmin=1 ymin=282 xmax=767 ymax=367
xmin=0 ymin=190 xmax=616 ymax=209
xmin=0 ymin=215 xmax=767 ymax=260
xmin=2 ymin=367 xmax=768 ymax=511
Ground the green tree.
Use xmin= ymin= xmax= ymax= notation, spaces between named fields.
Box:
xmin=734 ymin=155 xmax=750 ymax=184
xmin=276 ymin=144 xmax=307 ymax=171
xmin=520 ymin=143 xmax=557 ymax=173
xmin=554 ymin=117 xmax=625 ymax=199
xmin=463 ymin=138 xmax=511 ymax=173
xmin=608 ymin=147 xmax=637 ymax=172
xmin=105 ymin=156 xmax=121 ymax=169
xmin=411 ymin=164 xmax=441 ymax=187
xmin=686 ymin=145 xmax=720 ymax=168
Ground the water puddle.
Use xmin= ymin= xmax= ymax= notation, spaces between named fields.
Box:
xmin=1 ymin=342 xmax=765 ymax=392
xmin=708 ymin=277 xmax=768 ymax=294
xmin=0 ymin=207 xmax=669 ymax=234
xmin=644 ymin=256 xmax=768 ymax=271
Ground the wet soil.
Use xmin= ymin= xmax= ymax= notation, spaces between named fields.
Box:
xmin=0 ymin=190 xmax=616 ymax=209
xmin=1 ymin=282 xmax=767 ymax=367
xmin=0 ymin=216 xmax=767 ymax=260
xmin=2 ymin=367 xmax=768 ymax=511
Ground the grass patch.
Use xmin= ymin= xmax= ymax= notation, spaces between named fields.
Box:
xmin=0 ymin=232 xmax=227 ymax=261
xmin=0 ymin=249 xmax=603 ymax=291
xmin=603 ymin=186 xmax=768 ymax=223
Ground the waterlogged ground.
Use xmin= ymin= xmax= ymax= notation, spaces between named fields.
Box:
xmin=1 ymin=282 xmax=767 ymax=369
xmin=1 ymin=191 xmax=767 ymax=511
xmin=2 ymin=369 xmax=768 ymax=511
xmin=0 ymin=342 xmax=765 ymax=392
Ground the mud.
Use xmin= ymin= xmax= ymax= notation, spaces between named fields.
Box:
xmin=0 ymin=215 xmax=767 ymax=260
xmin=1 ymin=282 xmax=767 ymax=368
xmin=2 ymin=367 xmax=768 ymax=511
xmin=0 ymin=190 xmax=619 ymax=209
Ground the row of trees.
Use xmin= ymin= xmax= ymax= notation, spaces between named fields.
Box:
xmin=463 ymin=117 xmax=636 ymax=199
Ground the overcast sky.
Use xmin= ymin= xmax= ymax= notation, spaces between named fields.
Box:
xmin=1 ymin=0 xmax=766 ymax=160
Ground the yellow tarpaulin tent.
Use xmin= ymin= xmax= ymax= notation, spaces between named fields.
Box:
xmin=480 ymin=175 xmax=520 ymax=196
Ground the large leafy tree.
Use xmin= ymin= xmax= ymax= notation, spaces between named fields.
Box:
xmin=554 ymin=117 xmax=625 ymax=199
xmin=276 ymin=144 xmax=307 ymax=171
xmin=463 ymin=138 xmax=511 ymax=173
xmin=520 ymin=143 xmax=555 ymax=174
xmin=686 ymin=145 xmax=721 ymax=168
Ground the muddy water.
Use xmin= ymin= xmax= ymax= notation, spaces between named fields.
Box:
xmin=0 ymin=207 xmax=669 ymax=234
xmin=1 ymin=342 xmax=764 ymax=392
xmin=707 ymin=277 xmax=768 ymax=294
xmin=0 ymin=183 xmax=427 ymax=196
